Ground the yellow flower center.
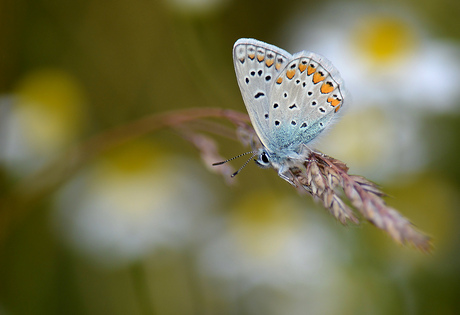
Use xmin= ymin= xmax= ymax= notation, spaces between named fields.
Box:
xmin=352 ymin=16 xmax=418 ymax=65
xmin=14 ymin=69 xmax=86 ymax=153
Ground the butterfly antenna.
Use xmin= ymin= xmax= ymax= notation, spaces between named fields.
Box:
xmin=212 ymin=151 xmax=256 ymax=166
xmin=231 ymin=152 xmax=257 ymax=177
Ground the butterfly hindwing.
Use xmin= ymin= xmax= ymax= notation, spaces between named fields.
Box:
xmin=268 ymin=51 xmax=345 ymax=152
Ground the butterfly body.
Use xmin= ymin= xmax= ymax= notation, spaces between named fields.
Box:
xmin=233 ymin=38 xmax=346 ymax=185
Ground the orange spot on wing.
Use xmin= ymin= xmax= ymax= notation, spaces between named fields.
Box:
xmin=276 ymin=77 xmax=283 ymax=84
xmin=265 ymin=59 xmax=274 ymax=67
xmin=275 ymin=63 xmax=281 ymax=70
xmin=257 ymin=54 xmax=264 ymax=62
xmin=307 ymin=65 xmax=316 ymax=75
xmin=298 ymin=64 xmax=307 ymax=72
xmin=334 ymin=105 xmax=341 ymax=112
xmin=327 ymin=97 xmax=341 ymax=107
xmin=248 ymin=53 xmax=255 ymax=60
xmin=321 ymin=82 xmax=334 ymax=94
xmin=286 ymin=69 xmax=295 ymax=79
xmin=313 ymin=72 xmax=325 ymax=84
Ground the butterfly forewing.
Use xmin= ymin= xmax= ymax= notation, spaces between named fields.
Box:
xmin=233 ymin=38 xmax=292 ymax=148
xmin=268 ymin=51 xmax=345 ymax=152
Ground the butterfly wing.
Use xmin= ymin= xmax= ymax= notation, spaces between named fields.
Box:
xmin=233 ymin=38 xmax=292 ymax=149
xmin=267 ymin=51 xmax=346 ymax=153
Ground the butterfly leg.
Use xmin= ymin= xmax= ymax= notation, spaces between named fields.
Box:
xmin=277 ymin=164 xmax=297 ymax=187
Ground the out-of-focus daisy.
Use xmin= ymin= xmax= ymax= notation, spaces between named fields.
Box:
xmin=197 ymin=192 xmax=354 ymax=313
xmin=52 ymin=141 xmax=216 ymax=268
xmin=196 ymin=190 xmax=437 ymax=314
xmin=284 ymin=4 xmax=460 ymax=180
xmin=287 ymin=4 xmax=460 ymax=112
xmin=0 ymin=69 xmax=87 ymax=175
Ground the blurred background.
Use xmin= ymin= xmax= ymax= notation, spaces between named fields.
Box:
xmin=1 ymin=0 xmax=460 ymax=314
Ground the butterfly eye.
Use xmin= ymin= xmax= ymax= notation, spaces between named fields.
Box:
xmin=255 ymin=151 xmax=271 ymax=168
xmin=261 ymin=152 xmax=269 ymax=164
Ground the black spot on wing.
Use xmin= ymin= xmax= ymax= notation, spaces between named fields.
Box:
xmin=254 ymin=92 xmax=265 ymax=99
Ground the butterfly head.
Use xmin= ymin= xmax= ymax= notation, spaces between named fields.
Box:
xmin=253 ymin=146 xmax=303 ymax=186
xmin=254 ymin=149 xmax=271 ymax=168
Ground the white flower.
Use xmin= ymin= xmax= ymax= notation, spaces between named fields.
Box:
xmin=197 ymin=192 xmax=353 ymax=313
xmin=0 ymin=69 xmax=87 ymax=176
xmin=52 ymin=143 xmax=216 ymax=268
xmin=287 ymin=4 xmax=460 ymax=112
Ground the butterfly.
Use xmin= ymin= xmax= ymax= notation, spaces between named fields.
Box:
xmin=215 ymin=38 xmax=346 ymax=185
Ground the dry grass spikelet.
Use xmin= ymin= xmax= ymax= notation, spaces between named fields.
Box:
xmin=289 ymin=151 xmax=432 ymax=252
